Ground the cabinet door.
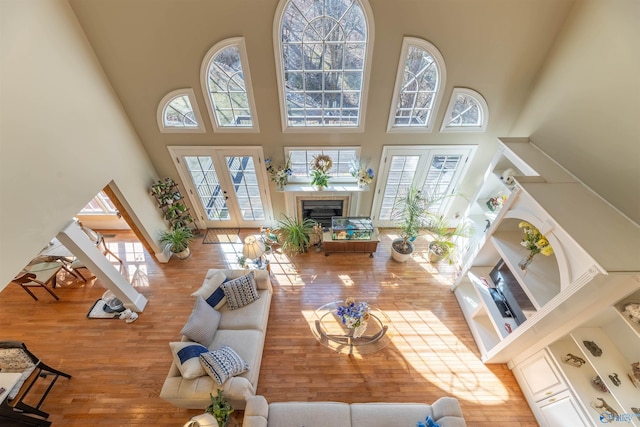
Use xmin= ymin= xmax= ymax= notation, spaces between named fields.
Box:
xmin=538 ymin=390 xmax=593 ymax=427
xmin=516 ymin=349 xmax=567 ymax=402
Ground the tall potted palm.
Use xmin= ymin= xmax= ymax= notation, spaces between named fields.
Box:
xmin=390 ymin=185 xmax=429 ymax=262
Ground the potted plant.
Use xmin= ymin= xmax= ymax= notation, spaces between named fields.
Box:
xmin=274 ymin=214 xmax=316 ymax=256
xmin=390 ymin=185 xmax=429 ymax=262
xmin=159 ymin=226 xmax=194 ymax=260
xmin=309 ymin=154 xmax=332 ymax=190
xmin=424 ymin=214 xmax=473 ymax=264
xmin=205 ymin=390 xmax=234 ymax=427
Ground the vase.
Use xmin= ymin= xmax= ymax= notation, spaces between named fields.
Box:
xmin=518 ymin=254 xmax=534 ymax=271
xmin=276 ymin=181 xmax=285 ymax=191
xmin=314 ymin=185 xmax=325 ymax=191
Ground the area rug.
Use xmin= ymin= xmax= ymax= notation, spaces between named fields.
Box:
xmin=203 ymin=228 xmax=241 ymax=244
xmin=86 ymin=299 xmax=125 ymax=319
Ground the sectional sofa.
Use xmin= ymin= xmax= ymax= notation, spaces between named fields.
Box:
xmin=242 ymin=395 xmax=467 ymax=427
xmin=160 ymin=269 xmax=272 ymax=410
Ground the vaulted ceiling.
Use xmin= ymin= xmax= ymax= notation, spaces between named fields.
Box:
xmin=68 ymin=0 xmax=575 ymax=180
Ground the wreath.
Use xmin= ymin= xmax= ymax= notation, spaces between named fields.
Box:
xmin=311 ymin=154 xmax=333 ymax=173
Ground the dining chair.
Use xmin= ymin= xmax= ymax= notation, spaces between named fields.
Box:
xmin=0 ymin=340 xmax=71 ymax=426
xmin=11 ymin=269 xmax=60 ymax=301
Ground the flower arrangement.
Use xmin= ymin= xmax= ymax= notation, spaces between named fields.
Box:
xmin=265 ymin=155 xmax=292 ymax=189
xmin=310 ymin=154 xmax=332 ymax=188
xmin=519 ymin=221 xmax=554 ymax=258
xmin=336 ymin=297 xmax=370 ymax=338
xmin=349 ymin=160 xmax=374 ymax=187
xmin=311 ymin=154 xmax=333 ymax=173
xmin=486 ymin=193 xmax=507 ymax=211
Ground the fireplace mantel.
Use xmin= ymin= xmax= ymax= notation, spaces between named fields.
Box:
xmin=281 ymin=186 xmax=368 ymax=225
xmin=278 ymin=183 xmax=364 ymax=192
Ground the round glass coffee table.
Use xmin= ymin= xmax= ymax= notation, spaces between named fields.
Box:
xmin=311 ymin=300 xmax=392 ymax=355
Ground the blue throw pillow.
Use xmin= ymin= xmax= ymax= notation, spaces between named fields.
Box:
xmin=417 ymin=416 xmax=441 ymax=427
xmin=221 ymin=272 xmax=260 ymax=310
xmin=200 ymin=345 xmax=249 ymax=385
xmin=169 ymin=342 xmax=208 ymax=379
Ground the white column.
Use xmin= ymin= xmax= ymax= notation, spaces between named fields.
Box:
xmin=56 ymin=220 xmax=148 ymax=312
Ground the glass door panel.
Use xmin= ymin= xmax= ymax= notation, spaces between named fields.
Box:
xmin=224 ymin=156 xmax=266 ymax=222
xmin=184 ymin=156 xmax=230 ymax=222
xmin=169 ymin=146 xmax=273 ymax=229
xmin=371 ymin=146 xmax=474 ymax=227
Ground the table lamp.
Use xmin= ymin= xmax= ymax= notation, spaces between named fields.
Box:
xmin=242 ymin=235 xmax=265 ymax=267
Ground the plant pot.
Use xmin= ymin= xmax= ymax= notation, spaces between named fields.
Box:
xmin=173 ymin=247 xmax=191 ymax=260
xmin=391 ymin=238 xmax=414 ymax=262
xmin=314 ymin=185 xmax=325 ymax=191
xmin=428 ymin=241 xmax=447 ymax=263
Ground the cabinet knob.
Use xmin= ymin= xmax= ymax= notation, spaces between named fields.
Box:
xmin=549 ymin=398 xmax=556 ymax=403
xmin=545 ymin=391 xmax=552 ymax=395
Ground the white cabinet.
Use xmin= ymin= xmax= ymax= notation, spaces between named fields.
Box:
xmin=454 ymin=138 xmax=640 ymax=427
xmin=516 ymin=349 xmax=567 ymax=402
xmin=514 ymin=349 xmax=592 ymax=427
xmin=538 ymin=390 xmax=593 ymax=427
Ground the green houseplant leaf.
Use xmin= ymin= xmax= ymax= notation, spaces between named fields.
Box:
xmin=159 ymin=226 xmax=194 ymax=254
xmin=275 ymin=214 xmax=316 ymax=256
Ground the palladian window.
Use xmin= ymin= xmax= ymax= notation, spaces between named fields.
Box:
xmin=275 ymin=0 xmax=374 ymax=130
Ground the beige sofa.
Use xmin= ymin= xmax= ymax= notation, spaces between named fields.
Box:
xmin=243 ymin=395 xmax=467 ymax=427
xmin=160 ymin=269 xmax=272 ymax=410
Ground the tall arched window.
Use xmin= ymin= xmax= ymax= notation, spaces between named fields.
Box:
xmin=157 ymin=88 xmax=205 ymax=133
xmin=274 ymin=0 xmax=374 ymax=131
xmin=387 ymin=37 xmax=446 ymax=132
xmin=201 ymin=37 xmax=259 ymax=132
xmin=440 ymin=88 xmax=489 ymax=132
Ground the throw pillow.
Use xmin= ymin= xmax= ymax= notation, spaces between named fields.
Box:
xmin=221 ymin=272 xmax=260 ymax=310
xmin=199 ymin=345 xmax=249 ymax=385
xmin=416 ymin=416 xmax=441 ymax=427
xmin=180 ymin=296 xmax=221 ymax=346
xmin=169 ymin=342 xmax=209 ymax=379
xmin=191 ymin=270 xmax=227 ymax=309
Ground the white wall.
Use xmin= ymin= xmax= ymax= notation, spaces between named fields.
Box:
xmin=0 ymin=0 xmax=166 ymax=289
xmin=512 ymin=0 xmax=640 ymax=225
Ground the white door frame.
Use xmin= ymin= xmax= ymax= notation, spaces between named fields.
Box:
xmin=371 ymin=145 xmax=476 ymax=227
xmin=168 ymin=146 xmax=274 ymax=229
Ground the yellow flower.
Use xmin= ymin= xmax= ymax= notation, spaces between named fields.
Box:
xmin=540 ymin=245 xmax=554 ymax=256
xmin=519 ymin=221 xmax=532 ymax=229
xmin=536 ymin=238 xmax=549 ymax=248
xmin=344 ymin=297 xmax=355 ymax=306
xmin=362 ymin=312 xmax=370 ymax=322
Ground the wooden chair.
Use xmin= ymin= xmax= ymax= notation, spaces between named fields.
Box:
xmin=0 ymin=341 xmax=71 ymax=426
xmin=11 ymin=268 xmax=60 ymax=301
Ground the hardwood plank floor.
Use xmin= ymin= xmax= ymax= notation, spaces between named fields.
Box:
xmin=0 ymin=230 xmax=537 ymax=426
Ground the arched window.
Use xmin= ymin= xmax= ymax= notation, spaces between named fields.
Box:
xmin=274 ymin=0 xmax=374 ymax=131
xmin=440 ymin=88 xmax=489 ymax=132
xmin=387 ymin=37 xmax=446 ymax=132
xmin=157 ymin=88 xmax=204 ymax=133
xmin=201 ymin=37 xmax=259 ymax=132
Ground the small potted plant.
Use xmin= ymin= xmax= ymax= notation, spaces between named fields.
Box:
xmin=159 ymin=226 xmax=194 ymax=260
xmin=205 ymin=390 xmax=234 ymax=427
xmin=425 ymin=214 xmax=473 ymax=264
xmin=309 ymin=154 xmax=332 ymax=190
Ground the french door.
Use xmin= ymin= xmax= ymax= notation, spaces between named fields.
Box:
xmin=371 ymin=145 xmax=475 ymax=227
xmin=168 ymin=146 xmax=274 ymax=228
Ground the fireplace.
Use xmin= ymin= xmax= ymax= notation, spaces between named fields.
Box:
xmin=296 ymin=196 xmax=350 ymax=228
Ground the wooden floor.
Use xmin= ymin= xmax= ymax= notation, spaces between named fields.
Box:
xmin=0 ymin=230 xmax=537 ymax=426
